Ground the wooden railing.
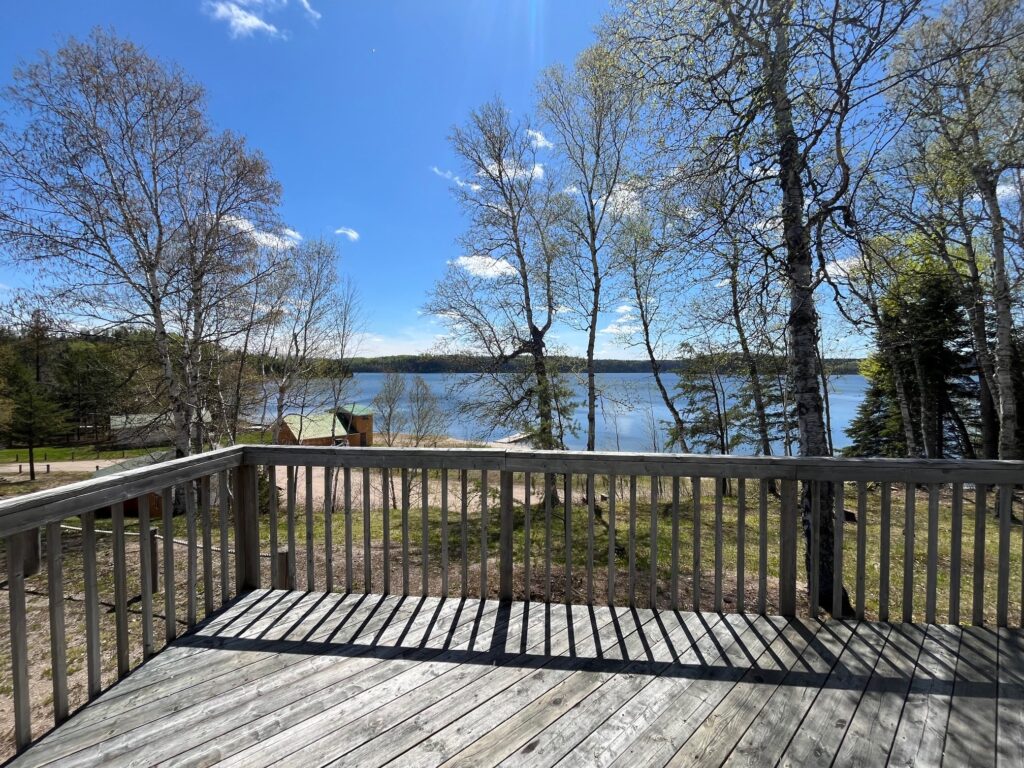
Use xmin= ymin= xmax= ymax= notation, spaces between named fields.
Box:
xmin=1 ymin=445 xmax=1022 ymax=753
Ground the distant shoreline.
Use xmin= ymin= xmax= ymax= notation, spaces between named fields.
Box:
xmin=344 ymin=355 xmax=864 ymax=376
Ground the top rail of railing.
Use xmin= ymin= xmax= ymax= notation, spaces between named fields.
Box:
xmin=1 ymin=444 xmax=1022 ymax=538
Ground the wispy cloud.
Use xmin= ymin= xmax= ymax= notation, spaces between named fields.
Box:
xmin=431 ymin=166 xmax=482 ymax=192
xmin=203 ymin=0 xmax=322 ymax=38
xmin=334 ymin=227 xmax=360 ymax=242
xmin=204 ymin=1 xmax=281 ymax=38
xmin=527 ymin=129 xmax=554 ymax=150
xmin=452 ymin=255 xmax=517 ymax=278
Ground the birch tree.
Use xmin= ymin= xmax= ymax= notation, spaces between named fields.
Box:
xmin=427 ymin=100 xmax=573 ymax=449
xmin=538 ymin=45 xmax=644 ymax=451
xmin=609 ymin=0 xmax=922 ymax=614
xmin=0 ymin=30 xmax=281 ymax=458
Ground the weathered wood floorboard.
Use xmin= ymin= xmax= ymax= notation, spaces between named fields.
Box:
xmin=8 ymin=593 xmax=1016 ymax=768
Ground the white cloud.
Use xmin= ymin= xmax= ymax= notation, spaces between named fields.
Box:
xmin=480 ymin=162 xmax=544 ymax=181
xmin=296 ymin=0 xmax=321 ymax=20
xmin=527 ymin=129 xmax=554 ymax=150
xmin=224 ymin=216 xmax=301 ymax=249
xmin=600 ymin=306 xmax=640 ymax=336
xmin=562 ymin=185 xmax=581 ymax=196
xmin=204 ymin=1 xmax=281 ymax=37
xmin=203 ymin=0 xmax=321 ymax=37
xmin=614 ymin=305 xmax=632 ymax=315
xmin=334 ymin=227 xmax=360 ymax=242
xmin=431 ymin=166 xmax=482 ymax=192
xmin=452 ymin=255 xmax=517 ymax=278
xmin=603 ymin=184 xmax=641 ymax=219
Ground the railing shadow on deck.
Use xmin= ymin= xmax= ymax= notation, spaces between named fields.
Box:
xmin=174 ymin=590 xmax=1013 ymax=701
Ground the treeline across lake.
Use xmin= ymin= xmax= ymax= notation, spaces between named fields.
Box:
xmin=343 ymin=355 xmax=864 ymax=376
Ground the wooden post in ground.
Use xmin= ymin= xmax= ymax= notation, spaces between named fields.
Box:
xmin=234 ymin=463 xmax=260 ymax=591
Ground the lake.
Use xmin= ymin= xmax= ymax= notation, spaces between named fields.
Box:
xmin=306 ymin=372 xmax=868 ymax=454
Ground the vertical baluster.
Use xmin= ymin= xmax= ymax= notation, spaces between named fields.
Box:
xmin=185 ymin=484 xmax=197 ymax=627
xmin=779 ymin=479 xmax=797 ymax=617
xmin=714 ymin=479 xmax=723 ymax=612
xmin=856 ymin=481 xmax=867 ymax=620
xmin=628 ymin=475 xmax=637 ymax=607
xmin=7 ymin=532 xmax=31 ymax=749
xmin=671 ymin=477 xmax=680 ymax=611
xmin=201 ymin=476 xmax=213 ymax=615
xmin=46 ymin=521 xmax=68 ymax=725
xmin=758 ymin=480 xmax=768 ymax=615
xmin=218 ymin=472 xmax=229 ymax=604
xmin=879 ymin=482 xmax=891 ymax=622
xmin=306 ymin=465 xmax=315 ymax=591
xmin=736 ymin=478 xmax=745 ymax=614
xmin=441 ymin=468 xmax=450 ymax=596
xmin=344 ymin=467 xmax=353 ymax=591
xmin=523 ymin=472 xmax=531 ymax=600
xmin=362 ymin=466 xmax=371 ymax=592
xmin=650 ymin=476 xmax=659 ymax=609
xmin=83 ymin=510 xmax=101 ymax=699
xmin=972 ymin=484 xmax=987 ymax=625
xmin=139 ymin=496 xmax=154 ymax=660
xmin=545 ymin=472 xmax=553 ymax=603
xmin=382 ymin=468 xmax=391 ymax=595
xmin=607 ymin=476 xmax=617 ymax=605
xmin=402 ymin=467 xmax=410 ymax=596
xmin=810 ymin=481 xmax=820 ymax=617
xmin=268 ymin=466 xmax=279 ymax=589
xmin=692 ymin=476 xmax=702 ymax=612
xmin=926 ymin=484 xmax=940 ymax=623
xmin=461 ymin=469 xmax=469 ymax=598
xmin=112 ymin=501 xmax=130 ymax=676
xmin=997 ymin=484 xmax=1012 ymax=627
xmin=833 ymin=481 xmax=845 ymax=618
xmin=562 ymin=473 xmax=570 ymax=604
xmin=587 ymin=473 xmax=595 ymax=606
xmin=482 ymin=470 xmax=490 ymax=599
xmin=287 ymin=466 xmax=297 ymax=591
xmin=949 ymin=483 xmax=963 ymax=625
xmin=903 ymin=482 xmax=916 ymax=622
xmin=422 ymin=468 xmax=430 ymax=596
xmin=163 ymin=487 xmax=176 ymax=642
xmin=324 ymin=466 xmax=333 ymax=592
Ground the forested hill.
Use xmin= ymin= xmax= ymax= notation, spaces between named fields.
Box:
xmin=344 ymin=355 xmax=864 ymax=375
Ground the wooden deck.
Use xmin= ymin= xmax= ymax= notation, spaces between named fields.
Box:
xmin=9 ymin=589 xmax=1024 ymax=768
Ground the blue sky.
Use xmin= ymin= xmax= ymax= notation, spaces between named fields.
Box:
xmin=0 ymin=0 xmax=613 ymax=356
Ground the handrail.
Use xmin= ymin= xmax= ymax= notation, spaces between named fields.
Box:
xmin=244 ymin=445 xmax=1024 ymax=482
xmin=0 ymin=445 xmax=244 ymax=538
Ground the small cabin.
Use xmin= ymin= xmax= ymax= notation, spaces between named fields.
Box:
xmin=334 ymin=404 xmax=374 ymax=447
xmin=277 ymin=413 xmax=347 ymax=446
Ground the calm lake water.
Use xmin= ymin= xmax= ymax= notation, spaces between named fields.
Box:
xmin=311 ymin=372 xmax=868 ymax=454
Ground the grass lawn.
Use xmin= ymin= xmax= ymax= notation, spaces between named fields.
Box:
xmin=0 ymin=445 xmax=163 ymax=463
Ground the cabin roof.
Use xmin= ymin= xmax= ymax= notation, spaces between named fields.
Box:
xmin=283 ymin=412 xmax=346 ymax=440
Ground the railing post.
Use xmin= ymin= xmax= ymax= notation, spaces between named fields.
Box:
xmin=6 ymin=532 xmax=31 ymax=751
xmin=18 ymin=527 xmax=41 ymax=578
xmin=499 ymin=468 xmax=514 ymax=602
xmin=234 ymin=463 xmax=261 ymax=591
xmin=779 ymin=478 xmax=798 ymax=617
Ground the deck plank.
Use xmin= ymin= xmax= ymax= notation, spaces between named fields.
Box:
xmin=664 ymin=616 xmax=823 ymax=767
xmin=943 ymin=626 xmax=1000 ymax=768
xmin=8 ymin=592 xmax=1017 ymax=768
xmin=997 ymin=628 xmax=1024 ymax=768
xmin=831 ymin=622 xmax=926 ymax=767
xmin=777 ymin=620 xmax=892 ymax=766
xmin=724 ymin=619 xmax=855 ymax=767
xmin=887 ymin=624 xmax=962 ymax=768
